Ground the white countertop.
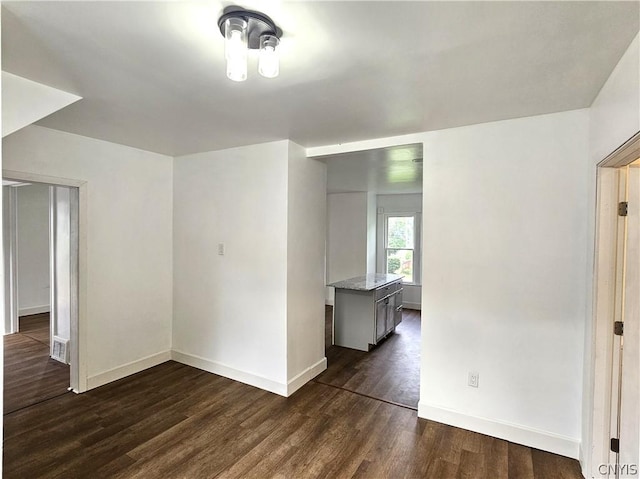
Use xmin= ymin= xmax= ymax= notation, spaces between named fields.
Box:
xmin=328 ymin=273 xmax=403 ymax=291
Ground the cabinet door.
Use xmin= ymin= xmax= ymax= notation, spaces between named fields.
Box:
xmin=394 ymin=288 xmax=403 ymax=326
xmin=375 ymin=299 xmax=387 ymax=343
xmin=394 ymin=303 xmax=403 ymax=327
xmin=386 ymin=293 xmax=396 ymax=334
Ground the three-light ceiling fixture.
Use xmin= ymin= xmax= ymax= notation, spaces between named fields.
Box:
xmin=218 ymin=7 xmax=282 ymax=81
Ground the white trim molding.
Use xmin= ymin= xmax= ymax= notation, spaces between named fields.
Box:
xmin=403 ymin=302 xmax=421 ymax=311
xmin=18 ymin=305 xmax=50 ymax=316
xmin=86 ymin=350 xmax=171 ymax=390
xmin=84 ymin=351 xmax=326 ymax=398
xmin=171 ymin=350 xmax=289 ymax=397
xmin=418 ymin=402 xmax=580 ymax=460
xmin=287 ymin=358 xmax=327 ymax=396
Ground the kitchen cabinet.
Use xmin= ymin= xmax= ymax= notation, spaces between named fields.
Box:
xmin=329 ymin=274 xmax=403 ymax=352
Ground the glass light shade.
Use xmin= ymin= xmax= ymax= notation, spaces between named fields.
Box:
xmin=258 ymin=34 xmax=279 ymax=78
xmin=224 ymin=17 xmax=248 ymax=82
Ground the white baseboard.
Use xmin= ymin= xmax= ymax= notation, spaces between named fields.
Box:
xmin=87 ymin=350 xmax=171 ymax=390
xmin=287 ymin=358 xmax=327 ymax=396
xmin=171 ymin=350 xmax=288 ymax=397
xmin=85 ymin=350 xmax=325 ymax=398
xmin=403 ymin=302 xmax=421 ymax=310
xmin=19 ymin=305 xmax=50 ymax=316
xmin=580 ymin=444 xmax=590 ymax=479
xmin=418 ymin=402 xmax=580 ymax=460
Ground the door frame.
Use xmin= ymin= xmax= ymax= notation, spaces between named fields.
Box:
xmin=620 ymin=164 xmax=640 ymax=471
xmin=4 ymin=185 xmax=19 ymax=334
xmin=49 ymin=186 xmax=57 ymax=353
xmin=3 ymin=169 xmax=88 ymax=393
xmin=589 ymin=131 xmax=640 ymax=477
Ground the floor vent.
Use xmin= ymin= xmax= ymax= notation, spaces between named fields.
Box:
xmin=51 ymin=337 xmax=69 ymax=364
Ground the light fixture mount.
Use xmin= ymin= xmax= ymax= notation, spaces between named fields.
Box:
xmin=218 ymin=7 xmax=282 ymax=50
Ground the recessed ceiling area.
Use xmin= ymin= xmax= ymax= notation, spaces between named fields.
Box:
xmin=317 ymin=143 xmax=423 ymax=195
xmin=2 ymin=180 xmax=31 ymax=187
xmin=2 ymin=1 xmax=639 ymax=156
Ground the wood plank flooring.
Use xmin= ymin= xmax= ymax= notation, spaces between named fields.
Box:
xmin=316 ymin=306 xmax=420 ymax=409
xmin=19 ymin=313 xmax=53 ymax=346
xmin=3 ymin=362 xmax=583 ymax=478
xmin=4 ymin=314 xmax=70 ymax=415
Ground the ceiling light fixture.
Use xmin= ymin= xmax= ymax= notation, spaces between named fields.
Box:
xmin=218 ymin=7 xmax=282 ymax=82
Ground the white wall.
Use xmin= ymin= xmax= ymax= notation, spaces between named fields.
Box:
xmin=326 ymin=192 xmax=369 ymax=304
xmin=172 ymin=141 xmax=290 ymax=393
xmin=583 ymin=33 xmax=640 ymax=478
xmin=366 ymin=192 xmax=377 ymax=275
xmin=419 ymin=109 xmax=590 ymax=459
xmin=16 ymin=183 xmax=50 ymax=315
xmin=589 ymin=34 xmax=640 ymax=167
xmin=286 ymin=142 xmax=327 ymax=392
xmin=173 ymin=140 xmax=326 ymax=396
xmin=3 ymin=125 xmax=173 ymax=387
xmin=377 ymin=193 xmax=422 ymax=309
xmin=377 ymin=193 xmax=422 ymax=213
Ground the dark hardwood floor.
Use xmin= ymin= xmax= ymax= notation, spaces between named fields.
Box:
xmin=19 ymin=313 xmax=53 ymax=346
xmin=3 ymin=360 xmax=583 ymax=479
xmin=4 ymin=313 xmax=70 ymax=415
xmin=3 ymin=314 xmax=582 ymax=479
xmin=316 ymin=306 xmax=420 ymax=409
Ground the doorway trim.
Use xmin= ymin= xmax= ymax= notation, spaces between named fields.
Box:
xmin=589 ymin=131 xmax=640 ymax=476
xmin=3 ymin=169 xmax=88 ymax=393
xmin=5 ymin=186 xmax=19 ymax=334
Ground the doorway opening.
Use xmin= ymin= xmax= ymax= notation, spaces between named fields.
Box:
xmin=589 ymin=132 xmax=640 ymax=477
xmin=312 ymin=143 xmax=423 ymax=410
xmin=2 ymin=171 xmax=85 ymax=415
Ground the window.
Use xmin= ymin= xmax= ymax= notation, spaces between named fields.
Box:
xmin=385 ymin=215 xmax=418 ymax=283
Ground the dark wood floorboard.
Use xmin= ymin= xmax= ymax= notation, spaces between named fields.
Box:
xmin=4 ymin=313 xmax=70 ymax=415
xmin=3 ymin=360 xmax=583 ymax=478
xmin=316 ymin=305 xmax=420 ymax=409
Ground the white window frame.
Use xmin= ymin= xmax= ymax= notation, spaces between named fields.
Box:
xmin=378 ymin=212 xmax=421 ymax=285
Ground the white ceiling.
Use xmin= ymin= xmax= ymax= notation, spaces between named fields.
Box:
xmin=2 ymin=71 xmax=81 ymax=137
xmin=2 ymin=1 xmax=638 ymax=156
xmin=318 ymin=143 xmax=423 ymax=194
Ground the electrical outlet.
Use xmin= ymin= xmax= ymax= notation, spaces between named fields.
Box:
xmin=468 ymin=372 xmax=479 ymax=388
